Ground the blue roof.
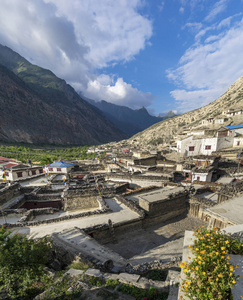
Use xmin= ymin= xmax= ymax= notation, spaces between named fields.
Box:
xmin=49 ymin=161 xmax=74 ymax=168
xmin=226 ymin=125 xmax=243 ymax=130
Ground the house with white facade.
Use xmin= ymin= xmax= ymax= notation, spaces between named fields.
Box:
xmin=47 ymin=161 xmax=74 ymax=174
xmin=176 ymin=127 xmax=235 ymax=156
xmin=1 ymin=164 xmax=44 ymax=181
xmin=223 ymin=107 xmax=243 ymax=117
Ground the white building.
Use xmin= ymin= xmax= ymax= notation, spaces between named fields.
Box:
xmin=48 ymin=161 xmax=74 ymax=174
xmin=177 ymin=127 xmax=235 ymax=156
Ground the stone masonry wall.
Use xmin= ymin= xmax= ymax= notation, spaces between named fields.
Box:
xmin=0 ymin=183 xmax=21 ymax=206
xmin=63 ymin=190 xmax=100 ymax=211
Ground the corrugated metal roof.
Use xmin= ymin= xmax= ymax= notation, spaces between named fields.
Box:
xmin=226 ymin=124 xmax=243 ymax=130
xmin=49 ymin=161 xmax=74 ymax=168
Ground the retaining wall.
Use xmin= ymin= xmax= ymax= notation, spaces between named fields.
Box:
xmin=0 ymin=183 xmax=21 ymax=205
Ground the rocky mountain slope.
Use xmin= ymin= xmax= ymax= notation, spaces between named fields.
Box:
xmin=84 ymin=98 xmax=176 ymax=136
xmin=128 ymin=76 xmax=243 ymax=146
xmin=0 ymin=45 xmax=126 ymax=145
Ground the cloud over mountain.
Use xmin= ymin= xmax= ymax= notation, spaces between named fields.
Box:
xmin=0 ymin=0 xmax=153 ymax=108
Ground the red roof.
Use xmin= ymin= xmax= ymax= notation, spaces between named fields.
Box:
xmin=3 ymin=163 xmax=19 ymax=169
xmin=0 ymin=157 xmax=16 ymax=162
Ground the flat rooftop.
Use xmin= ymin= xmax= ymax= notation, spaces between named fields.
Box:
xmin=205 ymin=194 xmax=243 ymax=224
xmin=197 ymin=192 xmax=218 ymax=203
xmin=139 ymin=186 xmax=185 ymax=203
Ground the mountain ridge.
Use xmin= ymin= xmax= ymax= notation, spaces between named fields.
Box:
xmin=127 ymin=76 xmax=243 ymax=146
xmin=0 ymin=44 xmax=126 ymax=145
xmin=83 ymin=97 xmax=176 ymax=136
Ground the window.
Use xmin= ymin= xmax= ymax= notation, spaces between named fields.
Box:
xmin=17 ymin=172 xmax=23 ymax=178
xmin=197 ymin=176 xmax=200 ymax=181
xmin=32 ymin=170 xmax=36 ymax=175
xmin=237 ymin=141 xmax=240 ymax=146
xmin=205 ymin=145 xmax=211 ymax=150
xmin=49 ymin=168 xmax=53 ymax=171
xmin=189 ymin=146 xmax=195 ymax=151
xmin=57 ymin=168 xmax=61 ymax=172
xmin=39 ymin=169 xmax=43 ymax=174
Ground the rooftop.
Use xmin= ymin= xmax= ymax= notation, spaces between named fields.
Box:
xmin=205 ymin=194 xmax=243 ymax=224
xmin=139 ymin=186 xmax=185 ymax=203
xmin=49 ymin=161 xmax=74 ymax=168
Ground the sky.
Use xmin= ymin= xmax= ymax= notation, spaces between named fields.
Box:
xmin=0 ymin=0 xmax=243 ymax=115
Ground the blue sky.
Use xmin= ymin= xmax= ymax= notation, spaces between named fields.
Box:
xmin=0 ymin=0 xmax=242 ymax=115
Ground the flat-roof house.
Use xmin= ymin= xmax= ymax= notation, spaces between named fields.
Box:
xmin=48 ymin=161 xmax=74 ymax=174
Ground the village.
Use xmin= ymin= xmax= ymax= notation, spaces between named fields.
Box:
xmin=0 ymin=117 xmax=243 ymax=299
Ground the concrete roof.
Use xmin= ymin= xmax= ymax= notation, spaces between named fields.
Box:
xmin=216 ymin=176 xmax=234 ymax=184
xmin=139 ymin=186 xmax=185 ymax=203
xmin=205 ymin=194 xmax=243 ymax=224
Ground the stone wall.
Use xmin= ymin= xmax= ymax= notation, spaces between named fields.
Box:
xmin=189 ymin=195 xmax=216 ymax=220
xmin=84 ymin=219 xmax=144 ymax=244
xmin=63 ymin=189 xmax=100 ymax=211
xmin=3 ymin=197 xmax=111 ymax=227
xmin=0 ymin=183 xmax=22 ymax=206
xmin=115 ymin=195 xmax=145 ymax=218
xmin=106 ymin=173 xmax=171 ymax=187
xmin=139 ymin=192 xmax=189 ymax=217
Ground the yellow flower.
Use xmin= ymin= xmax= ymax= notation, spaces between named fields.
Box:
xmin=210 ymin=254 xmax=213 ymax=257
xmin=222 ymin=251 xmax=226 ymax=254
xmin=198 ymin=261 xmax=202 ymax=265
xmin=188 ymin=245 xmax=192 ymax=249
xmin=198 ymin=256 xmax=202 ymax=260
xmin=202 ymin=272 xmax=206 ymax=275
xmin=232 ymin=280 xmax=236 ymax=284
xmin=236 ymin=265 xmax=239 ymax=269
xmin=225 ymin=240 xmax=229 ymax=244
xmin=216 ymin=278 xmax=219 ymax=281
xmin=200 ymin=250 xmax=205 ymax=254
xmin=227 ymin=256 xmax=231 ymax=259
xmin=184 ymin=269 xmax=188 ymax=273
xmin=180 ymin=262 xmax=185 ymax=268
xmin=221 ymin=256 xmax=225 ymax=259
xmin=221 ymin=247 xmax=225 ymax=250
xmin=218 ymin=274 xmax=223 ymax=277
xmin=196 ymin=248 xmax=199 ymax=251
xmin=215 ymin=252 xmax=219 ymax=255
xmin=188 ymin=257 xmax=191 ymax=260
xmin=196 ymin=266 xmax=199 ymax=271
xmin=230 ymin=265 xmax=234 ymax=271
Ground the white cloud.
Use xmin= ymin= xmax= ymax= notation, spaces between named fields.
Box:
xmin=179 ymin=7 xmax=185 ymax=14
xmin=204 ymin=0 xmax=229 ymax=22
xmin=84 ymin=75 xmax=155 ymax=109
xmin=0 ymin=0 xmax=153 ymax=108
xmin=168 ymin=17 xmax=243 ymax=112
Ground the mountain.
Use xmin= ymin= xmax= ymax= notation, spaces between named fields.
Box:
xmin=127 ymin=76 xmax=243 ymax=146
xmin=0 ymin=44 xmax=126 ymax=145
xmin=84 ymin=98 xmax=176 ymax=136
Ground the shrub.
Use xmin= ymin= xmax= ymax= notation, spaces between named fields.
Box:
xmin=180 ymin=226 xmax=243 ymax=300
xmin=0 ymin=227 xmax=52 ymax=298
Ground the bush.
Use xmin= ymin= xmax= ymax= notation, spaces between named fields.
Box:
xmin=180 ymin=226 xmax=242 ymax=300
xmin=0 ymin=227 xmax=52 ymax=298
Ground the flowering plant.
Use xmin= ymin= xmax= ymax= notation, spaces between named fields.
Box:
xmin=180 ymin=226 xmax=243 ymax=300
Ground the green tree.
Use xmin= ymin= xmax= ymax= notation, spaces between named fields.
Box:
xmin=0 ymin=227 xmax=52 ymax=298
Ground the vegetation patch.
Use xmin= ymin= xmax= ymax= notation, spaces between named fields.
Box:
xmin=180 ymin=226 xmax=243 ymax=300
xmin=144 ymin=269 xmax=168 ymax=282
